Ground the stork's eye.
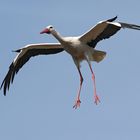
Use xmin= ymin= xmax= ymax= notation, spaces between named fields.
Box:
xmin=50 ymin=26 xmax=53 ymax=29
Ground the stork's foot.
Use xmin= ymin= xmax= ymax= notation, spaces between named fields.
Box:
xmin=73 ymin=99 xmax=81 ymax=109
xmin=94 ymin=94 xmax=100 ymax=105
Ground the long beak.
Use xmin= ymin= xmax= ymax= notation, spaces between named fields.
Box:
xmin=40 ymin=28 xmax=50 ymax=34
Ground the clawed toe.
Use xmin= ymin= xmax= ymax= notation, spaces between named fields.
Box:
xmin=94 ymin=95 xmax=100 ymax=105
xmin=73 ymin=99 xmax=81 ymax=109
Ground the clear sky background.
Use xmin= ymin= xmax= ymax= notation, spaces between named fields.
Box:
xmin=0 ymin=0 xmax=140 ymax=140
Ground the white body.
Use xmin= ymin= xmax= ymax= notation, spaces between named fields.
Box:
xmin=1 ymin=16 xmax=140 ymax=108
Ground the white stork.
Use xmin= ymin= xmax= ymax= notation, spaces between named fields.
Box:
xmin=1 ymin=16 xmax=140 ymax=109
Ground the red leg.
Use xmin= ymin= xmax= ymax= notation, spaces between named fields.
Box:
xmin=88 ymin=62 xmax=100 ymax=105
xmin=73 ymin=67 xmax=83 ymax=109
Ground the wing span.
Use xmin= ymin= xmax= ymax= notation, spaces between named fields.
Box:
xmin=1 ymin=43 xmax=64 ymax=95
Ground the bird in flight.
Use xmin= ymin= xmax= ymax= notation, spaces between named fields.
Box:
xmin=1 ymin=16 xmax=140 ymax=109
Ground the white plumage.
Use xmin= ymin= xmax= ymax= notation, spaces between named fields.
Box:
xmin=1 ymin=16 xmax=140 ymax=109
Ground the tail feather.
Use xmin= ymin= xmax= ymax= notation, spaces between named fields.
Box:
xmin=92 ymin=50 xmax=106 ymax=63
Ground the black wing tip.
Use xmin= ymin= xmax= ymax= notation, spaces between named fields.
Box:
xmin=3 ymin=89 xmax=7 ymax=96
xmin=0 ymin=81 xmax=7 ymax=96
xmin=107 ymin=16 xmax=118 ymax=22
xmin=1 ymin=63 xmax=15 ymax=96
xmin=12 ymin=49 xmax=21 ymax=53
xmin=1 ymin=80 xmax=7 ymax=96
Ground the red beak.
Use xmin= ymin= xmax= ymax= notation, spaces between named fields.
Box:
xmin=40 ymin=28 xmax=50 ymax=34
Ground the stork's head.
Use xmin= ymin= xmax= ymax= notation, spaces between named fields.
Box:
xmin=40 ymin=25 xmax=54 ymax=34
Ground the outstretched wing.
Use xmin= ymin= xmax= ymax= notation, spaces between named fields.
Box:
xmin=1 ymin=43 xmax=64 ymax=95
xmin=79 ymin=16 xmax=140 ymax=48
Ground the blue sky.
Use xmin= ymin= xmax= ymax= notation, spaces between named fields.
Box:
xmin=0 ymin=0 xmax=140 ymax=140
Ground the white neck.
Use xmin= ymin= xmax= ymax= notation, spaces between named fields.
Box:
xmin=51 ymin=30 xmax=64 ymax=43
